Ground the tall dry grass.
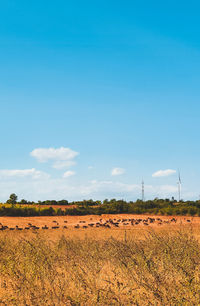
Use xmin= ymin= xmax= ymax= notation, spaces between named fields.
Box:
xmin=0 ymin=228 xmax=199 ymax=305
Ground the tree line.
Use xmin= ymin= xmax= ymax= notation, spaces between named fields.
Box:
xmin=2 ymin=194 xmax=200 ymax=216
xmin=6 ymin=194 xmax=100 ymax=206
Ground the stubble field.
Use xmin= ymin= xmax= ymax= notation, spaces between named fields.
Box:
xmin=0 ymin=213 xmax=196 ymax=229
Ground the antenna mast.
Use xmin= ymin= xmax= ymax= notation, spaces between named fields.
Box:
xmin=142 ymin=180 xmax=145 ymax=202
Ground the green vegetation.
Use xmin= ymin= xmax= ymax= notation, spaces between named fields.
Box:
xmin=0 ymin=205 xmax=57 ymax=216
xmin=0 ymin=229 xmax=200 ymax=305
xmin=6 ymin=193 xmax=18 ymax=206
xmin=2 ymin=196 xmax=200 ymax=216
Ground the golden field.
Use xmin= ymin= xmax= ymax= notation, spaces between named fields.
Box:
xmin=0 ymin=214 xmax=200 ymax=305
xmin=0 ymin=213 xmax=196 ymax=228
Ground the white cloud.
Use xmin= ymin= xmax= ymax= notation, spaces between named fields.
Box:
xmin=77 ymin=180 xmax=179 ymax=201
xmin=0 ymin=175 xmax=190 ymax=202
xmin=53 ymin=161 xmax=76 ymax=169
xmin=151 ymin=184 xmax=178 ymax=199
xmin=152 ymin=169 xmax=176 ymax=178
xmin=111 ymin=167 xmax=125 ymax=176
xmin=159 ymin=185 xmax=178 ymax=193
xmin=0 ymin=168 xmax=49 ymax=180
xmin=30 ymin=147 xmax=79 ymax=163
xmin=63 ymin=170 xmax=76 ymax=178
xmin=79 ymin=180 xmax=140 ymax=196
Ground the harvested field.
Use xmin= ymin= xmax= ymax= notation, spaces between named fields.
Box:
xmin=13 ymin=204 xmax=77 ymax=210
xmin=0 ymin=214 xmax=198 ymax=243
xmin=0 ymin=213 xmax=196 ymax=229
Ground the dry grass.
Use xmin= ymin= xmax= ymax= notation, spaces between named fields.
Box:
xmin=0 ymin=223 xmax=200 ymax=305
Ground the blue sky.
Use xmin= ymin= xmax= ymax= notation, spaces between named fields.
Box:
xmin=0 ymin=1 xmax=200 ymax=201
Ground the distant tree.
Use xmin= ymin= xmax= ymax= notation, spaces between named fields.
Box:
xmin=110 ymin=199 xmax=117 ymax=203
xmin=20 ymin=199 xmax=28 ymax=204
xmin=58 ymin=200 xmax=68 ymax=205
xmin=7 ymin=193 xmax=18 ymax=206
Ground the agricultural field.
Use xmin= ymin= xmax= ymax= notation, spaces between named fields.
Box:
xmin=0 ymin=213 xmax=196 ymax=232
xmin=0 ymin=214 xmax=200 ymax=304
xmin=15 ymin=204 xmax=77 ymax=210
xmin=0 ymin=203 xmax=77 ymax=210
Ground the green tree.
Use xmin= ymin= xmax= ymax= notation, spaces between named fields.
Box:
xmin=20 ymin=199 xmax=28 ymax=204
xmin=7 ymin=193 xmax=18 ymax=206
